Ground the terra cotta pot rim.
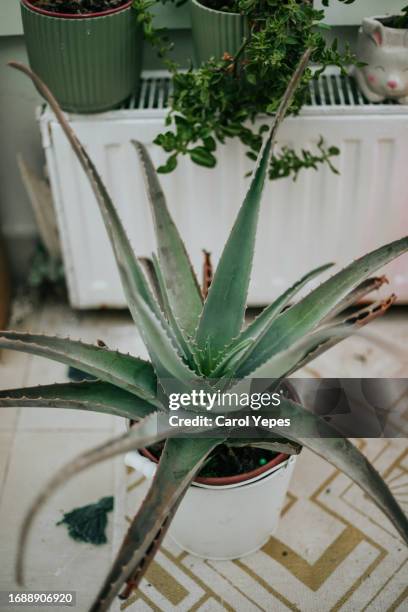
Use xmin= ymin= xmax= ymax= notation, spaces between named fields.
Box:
xmin=141 ymin=447 xmax=289 ymax=487
xmin=21 ymin=0 xmax=133 ymax=19
xmin=192 ymin=0 xmax=242 ymax=19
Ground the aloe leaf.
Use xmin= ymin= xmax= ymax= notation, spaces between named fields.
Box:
xmin=0 ymin=381 xmax=156 ymax=420
xmin=151 ymin=253 xmax=177 ymax=323
xmin=8 ymin=63 xmax=187 ymax=361
xmin=139 ymin=257 xmax=166 ymax=312
xmin=286 ymin=294 xmax=396 ymax=376
xmin=227 ymin=438 xmax=302 ymax=455
xmin=194 ymin=135 xmax=272 ymax=369
xmin=89 ymin=438 xmax=221 ymax=611
xmin=117 ymin=503 xmax=179 ymax=602
xmin=195 ymin=49 xmax=313 ymax=371
xmin=238 ymin=262 xmax=334 ymax=345
xmin=0 ymin=332 xmax=158 ymax=403
xmin=236 ymin=237 xmax=408 ymax=377
xmin=254 ymin=398 xmax=408 ymax=544
xmin=210 ymin=339 xmax=253 ymax=379
xmin=214 ymin=263 xmax=334 ymax=378
xmin=254 ymin=294 xmax=396 ymax=380
xmin=16 ymin=417 xmax=217 ymax=586
xmin=10 ymin=62 xmax=206 ymax=402
xmin=127 ymin=287 xmax=208 ymax=397
xmin=303 ymin=438 xmax=408 ymax=544
xmin=151 ymin=254 xmax=198 ymax=369
xmin=150 ymin=255 xmax=203 ymax=375
xmin=321 ymin=275 xmax=388 ymax=323
xmin=133 ymin=141 xmax=203 ymax=336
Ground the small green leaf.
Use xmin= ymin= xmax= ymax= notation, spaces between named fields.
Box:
xmin=189 ymin=147 xmax=217 ymax=168
xmin=203 ymin=136 xmax=216 ymax=152
xmin=329 ymin=146 xmax=340 ymax=155
xmin=157 ymin=154 xmax=178 ymax=174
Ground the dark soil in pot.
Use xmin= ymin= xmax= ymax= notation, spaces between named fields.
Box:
xmin=145 ymin=441 xmax=285 ymax=480
xmin=197 ymin=0 xmax=240 ymax=13
xmin=200 ymin=445 xmax=279 ymax=478
xmin=383 ymin=11 xmax=408 ymax=29
xmin=29 ymin=0 xmax=128 ymax=15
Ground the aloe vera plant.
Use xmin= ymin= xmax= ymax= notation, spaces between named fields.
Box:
xmin=1 ymin=58 xmax=407 ymax=611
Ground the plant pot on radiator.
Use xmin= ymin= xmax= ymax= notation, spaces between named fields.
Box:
xmin=354 ymin=10 xmax=408 ymax=104
xmin=190 ymin=0 xmax=248 ymax=66
xmin=156 ymin=0 xmax=353 ymax=180
xmin=21 ymin=0 xmax=143 ymax=113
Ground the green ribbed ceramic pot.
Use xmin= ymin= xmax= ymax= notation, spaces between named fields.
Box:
xmin=190 ymin=0 xmax=248 ymax=66
xmin=21 ymin=0 xmax=143 ymax=113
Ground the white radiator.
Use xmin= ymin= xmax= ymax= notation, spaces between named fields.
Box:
xmin=40 ymin=68 xmax=408 ymax=308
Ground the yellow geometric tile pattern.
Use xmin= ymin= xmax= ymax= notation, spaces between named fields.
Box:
xmin=119 ymin=439 xmax=408 ymax=612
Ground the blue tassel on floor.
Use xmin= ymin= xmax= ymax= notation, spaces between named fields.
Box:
xmin=57 ymin=496 xmax=114 ymax=545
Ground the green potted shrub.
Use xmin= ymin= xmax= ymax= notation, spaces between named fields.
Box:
xmin=2 ymin=60 xmax=407 ymax=610
xmin=21 ymin=0 xmax=143 ymax=113
xmin=155 ymin=0 xmax=355 ymax=176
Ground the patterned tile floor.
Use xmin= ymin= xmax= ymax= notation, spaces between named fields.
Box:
xmin=0 ymin=301 xmax=407 ymax=611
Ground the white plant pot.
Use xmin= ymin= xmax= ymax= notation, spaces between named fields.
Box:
xmin=125 ymin=450 xmax=297 ymax=560
xmin=354 ymin=15 xmax=408 ymax=104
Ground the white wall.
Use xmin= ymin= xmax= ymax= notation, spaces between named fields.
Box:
xmin=0 ymin=36 xmax=42 ymax=279
xmin=0 ymin=1 xmax=23 ymax=36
